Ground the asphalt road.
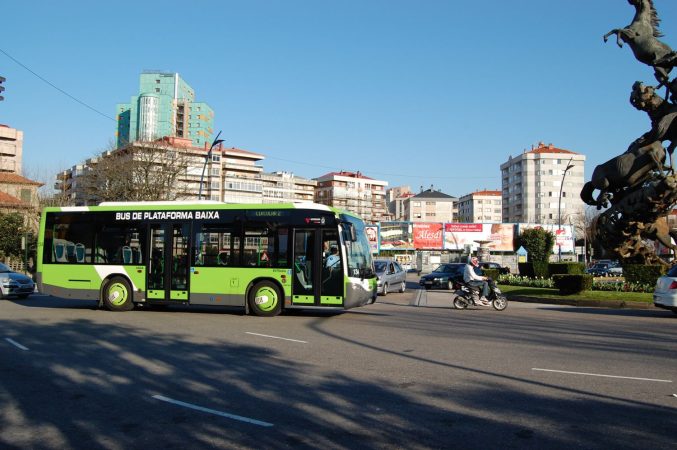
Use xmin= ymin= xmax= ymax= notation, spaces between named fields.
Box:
xmin=1 ymin=284 xmax=675 ymax=449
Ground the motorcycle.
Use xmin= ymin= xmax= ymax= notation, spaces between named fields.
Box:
xmin=452 ymin=278 xmax=508 ymax=311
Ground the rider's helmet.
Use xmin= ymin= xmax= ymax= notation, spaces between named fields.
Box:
xmin=470 ymin=256 xmax=479 ymax=267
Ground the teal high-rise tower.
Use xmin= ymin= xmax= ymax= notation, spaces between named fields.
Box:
xmin=116 ymin=72 xmax=213 ymax=148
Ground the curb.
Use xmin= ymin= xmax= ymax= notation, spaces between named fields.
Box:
xmin=508 ymin=295 xmax=656 ymax=309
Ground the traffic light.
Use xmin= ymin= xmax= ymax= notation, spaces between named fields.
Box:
xmin=0 ymin=76 xmax=4 ymax=101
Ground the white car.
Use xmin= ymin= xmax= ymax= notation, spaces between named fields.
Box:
xmin=0 ymin=263 xmax=35 ymax=299
xmin=374 ymin=259 xmax=406 ymax=296
xmin=653 ymin=265 xmax=677 ymax=314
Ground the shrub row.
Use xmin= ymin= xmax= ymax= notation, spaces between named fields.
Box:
xmin=552 ymin=274 xmax=593 ymax=295
xmin=518 ymin=262 xmax=586 ymax=279
xmin=623 ymin=264 xmax=667 ymax=285
xmin=483 ymin=268 xmax=501 ymax=281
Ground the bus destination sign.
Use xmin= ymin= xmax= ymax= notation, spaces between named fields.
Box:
xmin=115 ymin=211 xmax=220 ymax=221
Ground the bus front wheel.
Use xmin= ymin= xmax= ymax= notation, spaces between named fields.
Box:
xmin=102 ymin=276 xmax=134 ymax=312
xmin=248 ymin=281 xmax=282 ymax=317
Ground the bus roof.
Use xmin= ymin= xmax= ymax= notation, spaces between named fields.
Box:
xmin=43 ymin=201 xmax=340 ymax=215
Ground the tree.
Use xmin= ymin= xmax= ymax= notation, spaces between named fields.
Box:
xmin=0 ymin=212 xmax=27 ymax=258
xmin=78 ymin=140 xmax=193 ymax=203
xmin=517 ymin=227 xmax=555 ymax=263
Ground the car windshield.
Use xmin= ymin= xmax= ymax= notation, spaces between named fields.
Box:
xmin=431 ymin=264 xmax=450 ymax=273
xmin=374 ymin=261 xmax=387 ymax=273
xmin=0 ymin=262 xmax=11 ymax=273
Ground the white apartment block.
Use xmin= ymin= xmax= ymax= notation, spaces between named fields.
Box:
xmin=0 ymin=124 xmax=23 ymax=174
xmin=402 ymin=188 xmax=457 ymax=223
xmin=314 ymin=171 xmax=388 ymax=223
xmin=500 ymin=142 xmax=586 ymax=224
xmin=55 ymin=137 xmax=266 ymax=205
xmin=457 ymin=190 xmax=502 ymax=223
xmin=261 ymin=171 xmax=317 ymax=203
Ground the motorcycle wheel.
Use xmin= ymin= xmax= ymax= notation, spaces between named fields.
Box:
xmin=492 ymin=295 xmax=508 ymax=311
xmin=453 ymin=296 xmax=469 ymax=309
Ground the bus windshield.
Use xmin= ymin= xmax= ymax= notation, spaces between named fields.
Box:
xmin=341 ymin=215 xmax=374 ymax=278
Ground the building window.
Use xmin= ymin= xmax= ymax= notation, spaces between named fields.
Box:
xmin=20 ymin=189 xmax=31 ymax=203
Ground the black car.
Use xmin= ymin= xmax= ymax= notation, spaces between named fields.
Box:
xmin=419 ymin=263 xmax=465 ymax=290
xmin=480 ymin=261 xmax=511 ymax=275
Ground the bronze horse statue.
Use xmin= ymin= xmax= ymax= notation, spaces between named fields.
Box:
xmin=604 ymin=0 xmax=676 ymax=86
xmin=580 ymin=140 xmax=666 ymax=208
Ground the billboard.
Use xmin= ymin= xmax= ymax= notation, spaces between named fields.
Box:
xmin=379 ymin=222 xmax=414 ymax=250
xmin=518 ymin=223 xmax=574 ymax=254
xmin=365 ymin=225 xmax=380 ymax=254
xmin=413 ymin=222 xmax=443 ymax=249
xmin=444 ymin=223 xmax=515 ymax=251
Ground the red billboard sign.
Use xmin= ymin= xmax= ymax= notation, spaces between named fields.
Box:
xmin=413 ymin=223 xmax=443 ymax=249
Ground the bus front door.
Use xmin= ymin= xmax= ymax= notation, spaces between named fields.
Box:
xmin=147 ymin=224 xmax=191 ymax=303
xmin=291 ymin=229 xmax=343 ymax=306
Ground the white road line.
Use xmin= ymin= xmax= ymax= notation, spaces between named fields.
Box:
xmin=532 ymin=368 xmax=672 ymax=383
xmin=246 ymin=332 xmax=307 ymax=344
xmin=5 ymin=338 xmax=29 ymax=351
xmin=152 ymin=395 xmax=273 ymax=427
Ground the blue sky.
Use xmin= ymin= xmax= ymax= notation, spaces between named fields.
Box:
xmin=1 ymin=0 xmax=676 ymax=197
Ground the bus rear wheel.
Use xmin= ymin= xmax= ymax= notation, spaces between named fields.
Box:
xmin=102 ymin=276 xmax=134 ymax=312
xmin=248 ymin=281 xmax=282 ymax=317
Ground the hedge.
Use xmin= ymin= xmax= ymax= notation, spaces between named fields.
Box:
xmin=548 ymin=262 xmax=585 ymax=276
xmin=552 ymin=274 xmax=594 ymax=295
xmin=483 ymin=268 xmax=500 ymax=281
xmin=518 ymin=262 xmax=550 ymax=279
xmin=623 ymin=264 xmax=667 ymax=285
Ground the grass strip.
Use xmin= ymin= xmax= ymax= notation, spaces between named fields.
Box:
xmin=498 ymin=284 xmax=653 ymax=303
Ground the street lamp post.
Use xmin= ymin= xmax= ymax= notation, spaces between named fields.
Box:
xmin=558 ymin=157 xmax=575 ymax=261
xmin=199 ymin=131 xmax=224 ymax=200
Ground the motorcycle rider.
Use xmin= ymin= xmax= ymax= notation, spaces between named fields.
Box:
xmin=463 ymin=256 xmax=490 ymax=306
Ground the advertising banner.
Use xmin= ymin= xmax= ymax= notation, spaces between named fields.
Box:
xmin=413 ymin=222 xmax=443 ymax=249
xmin=365 ymin=225 xmax=380 ymax=254
xmin=444 ymin=223 xmax=515 ymax=251
xmin=379 ymin=222 xmax=414 ymax=250
xmin=518 ymin=223 xmax=574 ymax=254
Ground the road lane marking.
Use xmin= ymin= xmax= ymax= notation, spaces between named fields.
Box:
xmin=5 ymin=338 xmax=28 ymax=351
xmin=532 ymin=368 xmax=672 ymax=383
xmin=246 ymin=332 xmax=307 ymax=344
xmin=152 ymin=395 xmax=273 ymax=427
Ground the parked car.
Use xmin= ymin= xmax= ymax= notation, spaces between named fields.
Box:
xmin=653 ymin=265 xmax=677 ymax=314
xmin=607 ymin=264 xmax=623 ymax=277
xmin=374 ymin=259 xmax=407 ymax=296
xmin=419 ymin=263 xmax=465 ymax=290
xmin=585 ymin=262 xmax=623 ymax=277
xmin=480 ymin=261 xmax=510 ymax=275
xmin=0 ymin=263 xmax=35 ymax=299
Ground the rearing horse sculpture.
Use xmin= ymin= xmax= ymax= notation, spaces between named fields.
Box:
xmin=604 ymin=0 xmax=676 ymax=86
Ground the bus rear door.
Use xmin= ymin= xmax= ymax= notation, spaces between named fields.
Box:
xmin=147 ymin=223 xmax=191 ymax=303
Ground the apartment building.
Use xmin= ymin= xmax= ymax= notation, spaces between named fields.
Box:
xmin=0 ymin=124 xmax=23 ymax=174
xmin=261 ymin=171 xmax=317 ymax=203
xmin=401 ymin=188 xmax=457 ymax=223
xmin=500 ymin=142 xmax=586 ymax=224
xmin=457 ymin=190 xmax=502 ymax=223
xmin=55 ymin=137 xmax=265 ymax=205
xmin=313 ymin=171 xmax=388 ymax=223
xmin=116 ymin=72 xmax=213 ymax=148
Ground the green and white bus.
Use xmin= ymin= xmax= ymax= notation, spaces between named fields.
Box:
xmin=37 ymin=202 xmax=377 ymax=316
